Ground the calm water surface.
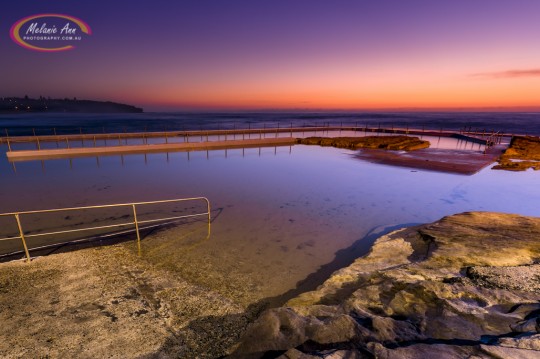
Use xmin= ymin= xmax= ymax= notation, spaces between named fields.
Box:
xmin=0 ymin=136 xmax=539 ymax=305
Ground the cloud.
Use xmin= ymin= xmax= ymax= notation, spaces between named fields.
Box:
xmin=471 ymin=68 xmax=540 ymax=79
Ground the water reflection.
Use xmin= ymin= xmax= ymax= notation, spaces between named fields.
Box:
xmin=0 ymin=142 xmax=538 ymax=304
xmin=7 ymin=145 xmax=293 ymax=173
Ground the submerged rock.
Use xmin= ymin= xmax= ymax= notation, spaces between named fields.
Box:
xmin=233 ymin=212 xmax=540 ymax=358
xmin=493 ymin=136 xmax=540 ymax=171
xmin=296 ymin=136 xmax=430 ymax=151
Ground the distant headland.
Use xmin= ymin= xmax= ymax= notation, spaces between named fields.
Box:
xmin=0 ymin=96 xmax=143 ymax=113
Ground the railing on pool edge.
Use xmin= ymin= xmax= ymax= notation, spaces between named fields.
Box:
xmin=0 ymin=197 xmax=211 ymax=262
xmin=0 ymin=123 xmax=509 ymax=151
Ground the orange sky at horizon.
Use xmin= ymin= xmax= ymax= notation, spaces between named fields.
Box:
xmin=118 ymin=67 xmax=540 ymax=111
xmin=3 ymin=1 xmax=540 ymax=112
xmin=87 ymin=38 xmax=540 ymax=111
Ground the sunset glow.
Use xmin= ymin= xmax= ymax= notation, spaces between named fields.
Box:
xmin=1 ymin=0 xmax=540 ymax=111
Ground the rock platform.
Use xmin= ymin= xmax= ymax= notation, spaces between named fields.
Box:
xmin=233 ymin=212 xmax=540 ymax=358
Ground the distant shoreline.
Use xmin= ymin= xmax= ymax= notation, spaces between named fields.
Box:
xmin=0 ymin=97 xmax=143 ymax=114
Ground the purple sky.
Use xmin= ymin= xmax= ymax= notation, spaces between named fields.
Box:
xmin=1 ymin=0 xmax=540 ymax=111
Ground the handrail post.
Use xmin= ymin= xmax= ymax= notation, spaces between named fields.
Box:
xmin=5 ymin=128 xmax=11 ymax=151
xmin=14 ymin=214 xmax=31 ymax=262
xmin=132 ymin=204 xmax=142 ymax=255
xmin=205 ymin=198 xmax=211 ymax=224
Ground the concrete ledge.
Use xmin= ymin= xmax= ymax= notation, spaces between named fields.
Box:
xmin=7 ymin=137 xmax=296 ymax=162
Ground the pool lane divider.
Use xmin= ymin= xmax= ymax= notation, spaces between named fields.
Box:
xmin=6 ymin=137 xmax=297 ymax=162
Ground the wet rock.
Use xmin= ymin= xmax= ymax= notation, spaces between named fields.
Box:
xmin=494 ymin=136 xmax=540 ymax=171
xmin=233 ymin=212 xmax=540 ymax=357
xmin=296 ymin=136 xmax=430 ymax=151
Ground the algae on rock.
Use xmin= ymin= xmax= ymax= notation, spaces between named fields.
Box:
xmin=296 ymin=136 xmax=430 ymax=151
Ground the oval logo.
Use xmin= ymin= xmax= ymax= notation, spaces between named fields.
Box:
xmin=10 ymin=13 xmax=92 ymax=52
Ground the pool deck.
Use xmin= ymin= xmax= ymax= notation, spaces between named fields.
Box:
xmin=6 ymin=137 xmax=296 ymax=162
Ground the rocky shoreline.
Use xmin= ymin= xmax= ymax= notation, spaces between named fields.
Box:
xmin=232 ymin=212 xmax=540 ymax=358
xmin=1 ymin=212 xmax=539 ymax=358
xmin=494 ymin=136 xmax=540 ymax=171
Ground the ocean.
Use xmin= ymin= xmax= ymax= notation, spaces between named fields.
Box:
xmin=0 ymin=111 xmax=539 ymax=137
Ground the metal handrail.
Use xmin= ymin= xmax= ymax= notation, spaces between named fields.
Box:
xmin=0 ymin=197 xmax=211 ymax=262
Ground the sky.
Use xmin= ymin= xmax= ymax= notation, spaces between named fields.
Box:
xmin=1 ymin=0 xmax=540 ymax=111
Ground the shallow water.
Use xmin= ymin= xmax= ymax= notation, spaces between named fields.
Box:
xmin=1 ymin=138 xmax=539 ymax=304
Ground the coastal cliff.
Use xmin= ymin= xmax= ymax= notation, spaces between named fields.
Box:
xmin=233 ymin=212 xmax=540 ymax=358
